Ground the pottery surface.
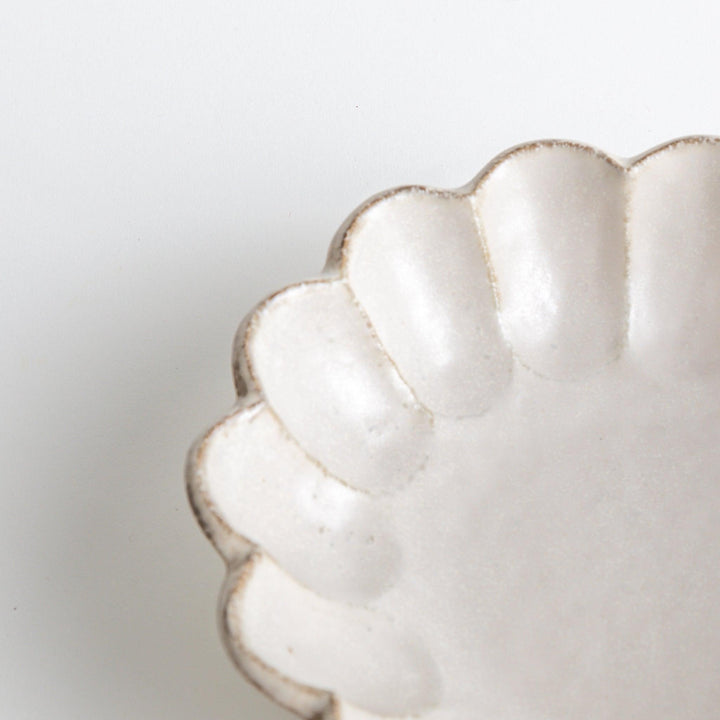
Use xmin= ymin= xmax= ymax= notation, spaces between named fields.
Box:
xmin=187 ymin=138 xmax=720 ymax=720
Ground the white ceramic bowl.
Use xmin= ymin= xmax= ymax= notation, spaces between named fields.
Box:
xmin=187 ymin=137 xmax=720 ymax=720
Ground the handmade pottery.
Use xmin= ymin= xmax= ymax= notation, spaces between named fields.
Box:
xmin=187 ymin=137 xmax=720 ymax=720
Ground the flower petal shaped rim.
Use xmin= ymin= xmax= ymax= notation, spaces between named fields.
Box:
xmin=187 ymin=135 xmax=720 ymax=720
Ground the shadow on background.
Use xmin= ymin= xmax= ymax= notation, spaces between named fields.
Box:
xmin=16 ymin=231 xmax=314 ymax=719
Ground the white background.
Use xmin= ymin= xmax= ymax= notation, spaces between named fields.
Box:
xmin=1 ymin=1 xmax=718 ymax=718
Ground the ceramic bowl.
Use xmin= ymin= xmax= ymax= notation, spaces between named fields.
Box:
xmin=187 ymin=137 xmax=720 ymax=720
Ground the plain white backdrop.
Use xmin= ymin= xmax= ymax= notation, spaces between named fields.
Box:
xmin=2 ymin=1 xmax=719 ymax=718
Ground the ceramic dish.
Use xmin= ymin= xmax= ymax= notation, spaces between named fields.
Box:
xmin=187 ymin=137 xmax=720 ymax=720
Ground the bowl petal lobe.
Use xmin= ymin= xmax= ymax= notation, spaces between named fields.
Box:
xmin=343 ymin=189 xmax=512 ymax=417
xmin=248 ymin=280 xmax=433 ymax=494
xmin=473 ymin=143 xmax=627 ymax=378
xmin=628 ymin=138 xmax=720 ymax=377
xmin=195 ymin=403 xmax=402 ymax=602
xmin=224 ymin=554 xmax=442 ymax=718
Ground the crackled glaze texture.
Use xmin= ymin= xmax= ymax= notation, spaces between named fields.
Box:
xmin=187 ymin=138 xmax=720 ymax=720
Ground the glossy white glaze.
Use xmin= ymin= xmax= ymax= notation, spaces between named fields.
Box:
xmin=188 ymin=137 xmax=720 ymax=720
